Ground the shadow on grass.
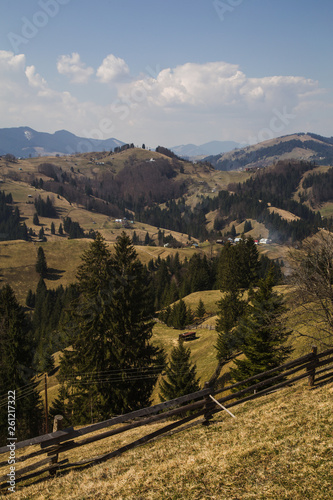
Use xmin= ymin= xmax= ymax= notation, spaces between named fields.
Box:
xmin=46 ymin=268 xmax=65 ymax=281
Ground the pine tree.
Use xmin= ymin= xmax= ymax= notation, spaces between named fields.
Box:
xmin=59 ymin=232 xmax=164 ymax=423
xmin=229 ymin=271 xmax=292 ymax=391
xmin=107 ymin=232 xmax=165 ymax=413
xmin=186 ymin=306 xmax=194 ymax=325
xmin=173 ymin=299 xmax=188 ymax=329
xmin=196 ymin=299 xmax=206 ymax=318
xmin=144 ymin=231 xmax=150 ymax=245
xmin=215 ymin=289 xmax=246 ymax=362
xmin=50 ymin=222 xmax=55 ymax=235
xmin=159 ymin=340 xmax=200 ymax=401
xmin=38 ymin=227 xmax=45 ymax=240
xmin=132 ymin=230 xmax=139 ymax=245
xmin=218 ymin=237 xmax=260 ymax=292
xmin=58 ymin=223 xmax=63 ymax=235
xmin=35 ymin=246 xmax=47 ymax=277
xmin=58 ymin=234 xmax=117 ymax=423
xmin=26 ymin=288 xmax=36 ymax=308
xmin=244 ymin=220 xmax=252 ymax=233
xmin=33 ymin=212 xmax=39 ymax=225
xmin=0 ymin=285 xmax=42 ymax=442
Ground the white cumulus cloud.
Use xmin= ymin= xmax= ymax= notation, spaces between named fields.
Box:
xmin=0 ymin=51 xmax=331 ymax=147
xmin=96 ymin=54 xmax=130 ymax=83
xmin=25 ymin=65 xmax=47 ymax=89
xmin=57 ymin=52 xmax=94 ymax=84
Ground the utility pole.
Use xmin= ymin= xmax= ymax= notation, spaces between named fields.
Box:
xmin=44 ymin=373 xmax=49 ymax=433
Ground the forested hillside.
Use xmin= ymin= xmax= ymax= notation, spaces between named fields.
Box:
xmin=1 ymin=143 xmax=333 ymax=246
xmin=205 ymin=133 xmax=333 ymax=170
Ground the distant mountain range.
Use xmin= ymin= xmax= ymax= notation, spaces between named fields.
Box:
xmin=0 ymin=127 xmax=125 ymax=157
xmin=170 ymin=140 xmax=239 ymax=158
xmin=204 ymin=133 xmax=333 ymax=171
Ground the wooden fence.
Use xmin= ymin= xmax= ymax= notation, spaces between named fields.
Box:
xmin=1 ymin=346 xmax=333 ymax=490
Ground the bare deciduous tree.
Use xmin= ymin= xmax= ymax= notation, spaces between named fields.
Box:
xmin=289 ymin=231 xmax=333 ymax=348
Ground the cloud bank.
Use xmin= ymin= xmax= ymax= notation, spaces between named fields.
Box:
xmin=0 ymin=50 xmax=331 ymax=146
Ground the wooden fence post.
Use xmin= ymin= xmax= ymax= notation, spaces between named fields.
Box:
xmin=49 ymin=415 xmax=64 ymax=476
xmin=307 ymin=346 xmax=318 ymax=387
xmin=44 ymin=374 xmax=49 ymax=434
xmin=202 ymin=382 xmax=214 ymax=426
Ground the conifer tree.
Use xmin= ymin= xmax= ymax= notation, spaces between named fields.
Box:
xmin=229 ymin=271 xmax=292 ymax=391
xmin=26 ymin=288 xmax=35 ymax=308
xmin=186 ymin=306 xmax=194 ymax=326
xmin=51 ymin=222 xmax=55 ymax=234
xmin=107 ymin=232 xmax=165 ymax=413
xmin=59 ymin=232 xmax=164 ymax=423
xmin=218 ymin=237 xmax=260 ymax=291
xmin=0 ymin=285 xmax=42 ymax=442
xmin=132 ymin=230 xmax=139 ymax=245
xmin=38 ymin=227 xmax=45 ymax=240
xmin=215 ymin=289 xmax=246 ymax=362
xmin=144 ymin=231 xmax=150 ymax=245
xmin=159 ymin=339 xmax=200 ymax=401
xmin=244 ymin=220 xmax=252 ymax=233
xmin=35 ymin=246 xmax=47 ymax=277
xmin=33 ymin=212 xmax=39 ymax=225
xmin=196 ymin=298 xmax=206 ymax=318
xmin=173 ymin=299 xmax=188 ymax=329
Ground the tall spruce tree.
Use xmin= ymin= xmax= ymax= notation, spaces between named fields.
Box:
xmin=58 ymin=233 xmax=116 ymax=423
xmin=229 ymin=270 xmax=292 ymax=391
xmin=215 ymin=289 xmax=246 ymax=362
xmin=59 ymin=232 xmax=164 ymax=423
xmin=35 ymin=246 xmax=47 ymax=278
xmin=159 ymin=339 xmax=200 ymax=401
xmin=173 ymin=299 xmax=188 ymax=329
xmin=0 ymin=285 xmax=42 ymax=443
xmin=218 ymin=237 xmax=260 ymax=292
xmin=107 ymin=232 xmax=165 ymax=414
xmin=196 ymin=299 xmax=206 ymax=318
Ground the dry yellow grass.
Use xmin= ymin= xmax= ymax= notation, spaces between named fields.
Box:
xmin=0 ymin=238 xmax=201 ymax=305
xmin=6 ymin=380 xmax=333 ymax=499
xmin=268 ymin=206 xmax=300 ymax=222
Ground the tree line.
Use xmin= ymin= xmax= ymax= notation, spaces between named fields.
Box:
xmin=0 ymin=191 xmax=28 ymax=241
xmin=2 ymin=229 xmax=333 ymax=439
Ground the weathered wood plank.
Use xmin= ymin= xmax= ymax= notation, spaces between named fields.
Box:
xmin=53 ymin=408 xmax=207 ymax=470
xmin=213 ymin=356 xmax=314 ymax=397
xmin=316 ymin=348 xmax=333 ymax=359
xmin=0 ymin=388 xmax=210 ymax=454
xmin=40 ymin=387 xmax=211 ymax=448
xmin=215 ymin=370 xmax=312 ymax=413
xmin=0 ymin=427 xmax=74 ymax=455
xmin=213 ymin=360 xmax=312 ymax=399
xmin=0 ymin=398 xmax=208 ymax=469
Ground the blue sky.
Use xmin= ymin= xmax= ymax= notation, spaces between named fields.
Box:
xmin=0 ymin=0 xmax=332 ymax=147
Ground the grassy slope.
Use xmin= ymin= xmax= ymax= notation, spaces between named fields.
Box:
xmin=0 ymin=238 xmax=204 ymax=305
xmin=40 ymin=284 xmax=307 ymax=409
xmin=9 ymin=379 xmax=333 ymax=499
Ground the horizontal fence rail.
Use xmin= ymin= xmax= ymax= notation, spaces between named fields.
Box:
xmin=1 ymin=346 xmax=333 ymax=490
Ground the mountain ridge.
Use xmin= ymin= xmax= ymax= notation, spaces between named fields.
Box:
xmin=171 ymin=140 xmax=239 ymax=158
xmin=0 ymin=126 xmax=125 ymax=158
xmin=203 ymin=132 xmax=333 ymax=170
